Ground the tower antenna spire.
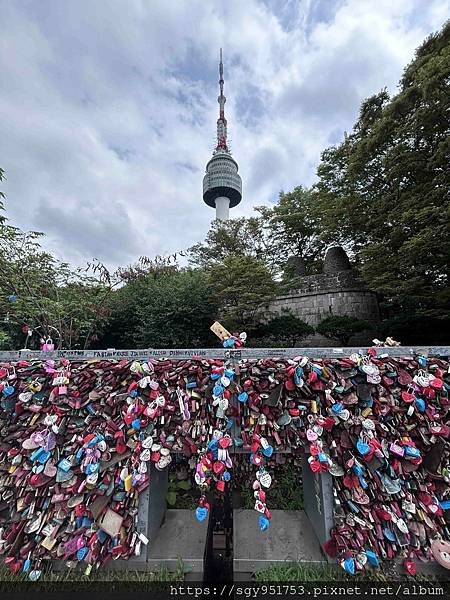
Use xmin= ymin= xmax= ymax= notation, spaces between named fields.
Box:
xmin=216 ymin=47 xmax=227 ymax=151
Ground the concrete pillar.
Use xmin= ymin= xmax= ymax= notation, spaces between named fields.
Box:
xmin=215 ymin=196 xmax=230 ymax=220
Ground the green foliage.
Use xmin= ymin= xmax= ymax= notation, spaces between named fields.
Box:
xmin=313 ymin=23 xmax=450 ymax=316
xmin=316 ymin=315 xmax=370 ymax=345
xmin=256 ymin=186 xmax=326 ymax=275
xmin=166 ymin=475 xmax=194 ymax=508
xmin=207 ymin=255 xmax=278 ymax=331
xmin=256 ymin=311 xmax=314 ymax=346
xmin=379 ymin=314 xmax=450 ymax=345
xmin=100 ymin=268 xmax=218 ymax=349
xmin=240 ymin=462 xmax=303 ymax=510
xmin=188 ymin=217 xmax=275 ymax=270
xmin=0 ymin=225 xmax=114 ymax=349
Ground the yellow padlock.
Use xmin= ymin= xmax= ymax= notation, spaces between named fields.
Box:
xmin=124 ymin=474 xmax=133 ymax=492
xmin=311 ymin=400 xmax=318 ymax=414
xmin=29 ymin=380 xmax=42 ymax=393
xmin=362 ymin=407 xmax=372 ymax=417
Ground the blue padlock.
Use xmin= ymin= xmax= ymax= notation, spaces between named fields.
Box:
xmin=196 ymin=506 xmax=208 ymax=522
xmin=262 ymin=445 xmax=273 ymax=458
xmin=365 ymin=549 xmax=380 ymax=568
xmin=343 ymin=558 xmax=355 ymax=575
xmin=238 ymin=392 xmax=248 ymax=403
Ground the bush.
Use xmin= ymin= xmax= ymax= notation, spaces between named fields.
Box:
xmin=379 ymin=314 xmax=450 ymax=345
xmin=316 ymin=315 xmax=370 ymax=345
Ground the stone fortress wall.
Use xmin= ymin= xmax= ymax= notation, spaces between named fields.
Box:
xmin=264 ymin=247 xmax=381 ymax=346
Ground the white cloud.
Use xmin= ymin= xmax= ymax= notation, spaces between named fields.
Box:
xmin=1 ymin=0 xmax=448 ymax=268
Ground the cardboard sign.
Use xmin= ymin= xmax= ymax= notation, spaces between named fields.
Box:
xmin=210 ymin=321 xmax=231 ymax=341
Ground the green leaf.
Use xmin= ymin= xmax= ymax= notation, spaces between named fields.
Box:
xmin=176 ymin=480 xmax=191 ymax=491
xmin=166 ymin=491 xmax=177 ymax=506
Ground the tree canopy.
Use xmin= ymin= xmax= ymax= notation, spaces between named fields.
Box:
xmin=313 ymin=22 xmax=450 ymax=316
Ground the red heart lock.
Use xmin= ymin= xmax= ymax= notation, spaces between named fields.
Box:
xmin=251 ymin=454 xmax=263 ymax=466
xmin=127 ymin=381 xmax=138 ymax=393
xmin=309 ymin=460 xmax=321 ymax=472
xmin=367 ymin=347 xmax=377 ymax=357
xmin=289 ymin=408 xmax=300 ymax=417
xmin=309 ymin=443 xmax=320 ymax=456
xmin=216 ymin=480 xmax=225 ymax=492
xmin=250 ymin=442 xmax=260 ymax=453
xmin=428 ymin=504 xmax=441 ymax=516
xmin=403 ymin=559 xmax=416 ymax=576
xmin=124 ymin=413 xmax=134 ymax=426
xmin=321 ymin=417 xmax=335 ymax=431
xmin=258 ymin=490 xmax=266 ymax=503
xmin=111 ymin=544 xmax=123 ymax=558
xmin=83 ymin=433 xmax=97 ymax=445
xmin=308 ymin=371 xmax=318 ymax=383
xmin=343 ymin=475 xmax=353 ymax=489
xmin=203 ymin=456 xmax=212 ymax=469
xmin=116 ymin=439 xmax=127 ymax=454
xmin=401 ymin=390 xmax=415 ymax=403
xmin=284 ymin=379 xmax=295 ymax=391
xmin=213 ymin=461 xmax=225 ymax=475
xmin=6 ymin=559 xmax=22 ymax=574
xmin=430 ymin=378 xmax=443 ymax=389
xmin=264 ymin=508 xmax=272 ymax=520
xmin=151 ymin=451 xmax=161 ymax=462
xmin=219 ymin=436 xmax=231 ymax=449
xmin=323 ymin=538 xmax=337 ymax=558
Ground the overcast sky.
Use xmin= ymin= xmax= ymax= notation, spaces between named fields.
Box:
xmin=1 ymin=0 xmax=448 ymax=269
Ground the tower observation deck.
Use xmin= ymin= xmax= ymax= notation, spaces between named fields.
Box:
xmin=203 ymin=49 xmax=242 ymax=220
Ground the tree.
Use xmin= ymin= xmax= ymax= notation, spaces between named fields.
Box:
xmin=207 ymin=255 xmax=278 ymax=332
xmin=188 ymin=217 xmax=278 ymax=273
xmin=189 ymin=188 xmax=325 ymax=280
xmin=0 ymin=226 xmax=115 ymax=349
xmin=313 ymin=22 xmax=450 ymax=317
xmin=100 ymin=268 xmax=219 ymax=349
xmin=255 ymin=186 xmax=326 ymax=277
xmin=257 ymin=311 xmax=314 ymax=347
xmin=316 ymin=316 xmax=370 ymax=346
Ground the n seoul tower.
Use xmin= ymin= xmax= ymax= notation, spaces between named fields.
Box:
xmin=203 ymin=49 xmax=242 ymax=220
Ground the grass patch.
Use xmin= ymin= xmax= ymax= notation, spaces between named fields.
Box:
xmin=254 ymin=563 xmax=438 ymax=582
xmin=0 ymin=561 xmax=185 ymax=591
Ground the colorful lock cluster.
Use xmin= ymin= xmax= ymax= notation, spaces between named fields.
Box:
xmin=0 ymin=349 xmax=448 ymax=578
